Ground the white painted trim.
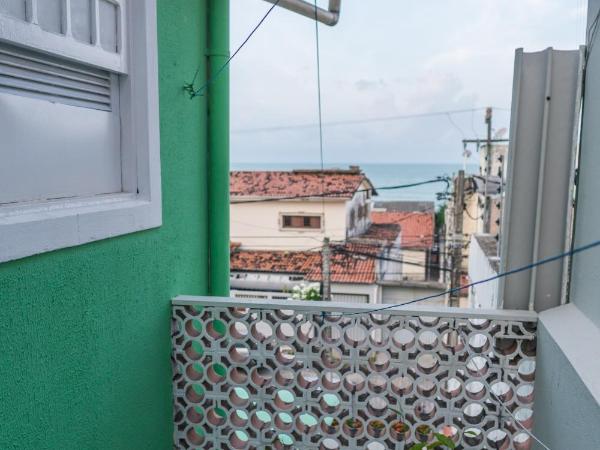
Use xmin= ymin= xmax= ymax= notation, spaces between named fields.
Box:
xmin=539 ymin=303 xmax=600 ymax=405
xmin=0 ymin=0 xmax=160 ymax=263
xmin=0 ymin=0 xmax=126 ymax=73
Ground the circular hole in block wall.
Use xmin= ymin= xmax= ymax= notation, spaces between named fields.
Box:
xmin=416 ymin=379 xmax=437 ymax=397
xmin=441 ymin=329 xmax=464 ymax=352
xmin=185 ymin=384 xmax=205 ymax=403
xmin=229 ymin=387 xmax=250 ymax=407
xmin=229 ymin=343 xmax=250 ymax=364
xmin=251 ymin=410 xmax=272 ymax=431
xmin=185 ymin=319 xmax=203 ymax=337
xmin=466 ymin=356 xmax=489 ymax=377
xmin=517 ymin=384 xmax=535 ymax=404
xmin=275 ymin=412 xmax=293 ymax=431
xmin=463 ymin=403 xmax=485 ymax=425
xmin=494 ymin=337 xmax=518 ymax=356
xmin=440 ymin=377 xmax=462 ymax=399
xmin=344 ymin=325 xmax=367 ymax=346
xmin=184 ymin=341 xmax=204 ymax=361
xmin=417 ymin=331 xmax=439 ymax=350
xmin=229 ymin=430 xmax=250 ymax=449
xmin=414 ymin=399 xmax=437 ymax=420
xmin=274 ymin=433 xmax=294 ymax=450
xmin=207 ymin=363 xmax=227 ymax=383
xmin=391 ymin=375 xmax=413 ymax=396
xmin=207 ymin=319 xmax=227 ymax=340
xmin=231 ymin=410 xmax=249 ymax=427
xmin=366 ymin=396 xmax=387 ymax=417
xmin=251 ymin=366 xmax=273 ymax=387
xmin=469 ymin=333 xmax=490 ymax=353
xmin=518 ymin=360 xmax=536 ymax=382
xmin=275 ymin=345 xmax=296 ymax=365
xmin=369 ymin=327 xmax=389 ymax=347
xmin=274 ymin=389 xmax=295 ymax=410
xmin=514 ymin=432 xmax=533 ymax=450
xmin=463 ymin=428 xmax=484 ymax=446
xmin=367 ymin=374 xmax=387 ymax=394
xmin=319 ymin=438 xmax=341 ymax=450
xmin=490 ymin=381 xmax=513 ymax=403
xmin=319 ymin=393 xmax=341 ymax=414
xmin=186 ymin=406 xmax=204 ymax=424
xmin=416 ymin=353 xmax=440 ymax=375
xmin=320 ymin=416 xmax=340 ymax=435
xmin=230 ymin=321 xmax=249 ymax=340
xmin=322 ymin=371 xmax=341 ymax=390
xmin=465 ymin=381 xmax=486 ymax=400
xmin=186 ymin=426 xmax=205 ymax=445
xmin=343 ymin=372 xmax=366 ymax=394
xmin=392 ymin=329 xmax=415 ymax=350
xmin=298 ymin=368 xmax=319 ymax=389
xmin=296 ymin=413 xmax=318 ymax=434
xmin=229 ymin=307 xmax=249 ymax=318
xmin=207 ymin=407 xmax=227 ymax=426
xmin=251 ymin=321 xmax=273 ymax=342
xmin=368 ymin=351 xmax=391 ymax=372
xmin=322 ymin=325 xmax=342 ymax=345
xmin=486 ymin=429 xmax=510 ymax=450
xmin=230 ymin=367 xmax=249 ymax=385
xmin=321 ymin=347 xmax=343 ymax=369
xmin=275 ymin=368 xmax=295 ymax=387
xmin=514 ymin=407 xmax=534 ymax=429
xmin=276 ymin=322 xmax=295 ymax=341
xmin=186 ymin=363 xmax=204 ymax=381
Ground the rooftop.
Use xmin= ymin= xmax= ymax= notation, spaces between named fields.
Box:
xmin=230 ymin=167 xmax=375 ymax=199
xmin=371 ymin=211 xmax=434 ymax=249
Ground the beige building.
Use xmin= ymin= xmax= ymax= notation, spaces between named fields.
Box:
xmin=230 ymin=168 xmax=374 ymax=251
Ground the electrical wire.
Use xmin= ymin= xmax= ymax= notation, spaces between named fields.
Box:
xmin=184 ymin=0 xmax=282 ymax=98
xmin=331 ymin=245 xmax=451 ymax=272
xmin=326 ymin=237 xmax=600 ymax=317
xmin=232 ymin=107 xmax=511 ymax=134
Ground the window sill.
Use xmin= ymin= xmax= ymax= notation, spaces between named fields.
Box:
xmin=0 ymin=192 xmax=162 ymax=263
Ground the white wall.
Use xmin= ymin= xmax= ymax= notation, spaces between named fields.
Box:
xmin=230 ymin=199 xmax=348 ymax=250
xmin=467 ymin=235 xmax=499 ymax=309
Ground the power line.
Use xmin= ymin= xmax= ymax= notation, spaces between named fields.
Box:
xmin=232 ymin=107 xmax=510 ymax=134
xmin=327 ymin=237 xmax=600 ymax=317
xmin=331 ymin=246 xmax=451 ymax=272
xmin=184 ymin=0 xmax=282 ymax=98
xmin=231 ymin=177 xmax=450 ymax=204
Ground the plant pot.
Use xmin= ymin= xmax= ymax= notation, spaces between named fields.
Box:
xmin=343 ymin=419 xmax=364 ymax=438
xmin=416 ymin=424 xmax=433 ymax=442
xmin=389 ymin=420 xmax=410 ymax=442
xmin=367 ymin=420 xmax=387 ymax=438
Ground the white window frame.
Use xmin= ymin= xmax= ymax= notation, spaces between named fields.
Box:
xmin=0 ymin=0 xmax=161 ymax=263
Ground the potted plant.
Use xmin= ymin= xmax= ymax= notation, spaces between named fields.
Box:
xmin=389 ymin=420 xmax=410 ymax=441
xmin=343 ymin=418 xmax=364 ymax=437
xmin=416 ymin=424 xmax=432 ymax=442
xmin=367 ymin=419 xmax=386 ymax=438
xmin=410 ymin=432 xmax=457 ymax=450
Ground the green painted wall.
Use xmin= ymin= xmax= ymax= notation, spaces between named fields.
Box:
xmin=0 ymin=2 xmax=211 ymax=448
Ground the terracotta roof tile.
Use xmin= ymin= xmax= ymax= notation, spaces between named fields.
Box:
xmin=230 ymin=169 xmax=373 ymax=199
xmin=371 ymin=211 xmax=434 ymax=249
xmin=230 ymin=247 xmax=376 ymax=285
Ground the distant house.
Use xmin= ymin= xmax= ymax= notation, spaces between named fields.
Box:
xmin=467 ymin=234 xmax=500 ymax=309
xmin=230 ymin=167 xmax=376 ymax=251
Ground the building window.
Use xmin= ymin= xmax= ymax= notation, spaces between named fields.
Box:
xmin=0 ymin=0 xmax=161 ymax=263
xmin=282 ymin=215 xmax=322 ymax=230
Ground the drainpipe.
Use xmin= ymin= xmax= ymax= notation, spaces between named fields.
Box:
xmin=207 ymin=0 xmax=230 ymax=296
xmin=264 ymin=0 xmax=341 ymax=26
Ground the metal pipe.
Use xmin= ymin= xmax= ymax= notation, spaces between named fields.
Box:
xmin=264 ymin=0 xmax=341 ymax=26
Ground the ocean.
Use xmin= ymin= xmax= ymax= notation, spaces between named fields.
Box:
xmin=231 ymin=162 xmax=477 ymax=205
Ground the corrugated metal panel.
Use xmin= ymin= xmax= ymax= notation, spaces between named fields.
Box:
xmin=499 ymin=47 xmax=584 ymax=312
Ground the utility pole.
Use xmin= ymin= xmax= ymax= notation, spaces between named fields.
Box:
xmin=484 ymin=107 xmax=493 ymax=234
xmin=450 ymin=170 xmax=465 ymax=307
xmin=322 ymin=237 xmax=331 ymax=301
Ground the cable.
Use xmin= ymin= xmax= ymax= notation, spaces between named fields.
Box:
xmin=313 ymin=0 xmax=327 ymax=222
xmin=326 ymin=237 xmax=600 ymax=317
xmin=232 ymin=107 xmax=510 ymax=134
xmin=184 ymin=0 xmax=282 ymax=98
xmin=331 ymin=246 xmax=451 ymax=272
xmin=231 ymin=177 xmax=450 ymax=204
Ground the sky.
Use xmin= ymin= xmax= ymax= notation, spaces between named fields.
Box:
xmin=231 ymin=0 xmax=588 ymax=165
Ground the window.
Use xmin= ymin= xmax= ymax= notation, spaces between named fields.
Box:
xmin=281 ymin=215 xmax=322 ymax=230
xmin=0 ymin=0 xmax=161 ymax=263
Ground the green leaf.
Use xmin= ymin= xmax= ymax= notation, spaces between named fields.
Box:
xmin=410 ymin=444 xmax=426 ymax=450
xmin=434 ymin=433 xmax=456 ymax=449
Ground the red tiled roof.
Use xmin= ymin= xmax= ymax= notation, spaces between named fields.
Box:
xmin=230 ymin=247 xmax=376 ymax=285
xmin=371 ymin=211 xmax=434 ymax=249
xmin=352 ymin=223 xmax=400 ymax=243
xmin=230 ymin=169 xmax=374 ymax=199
